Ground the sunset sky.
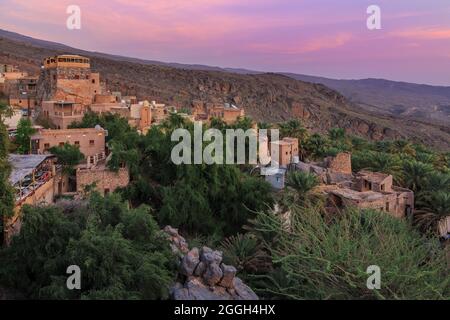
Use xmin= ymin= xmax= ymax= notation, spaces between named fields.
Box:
xmin=1 ymin=0 xmax=450 ymax=85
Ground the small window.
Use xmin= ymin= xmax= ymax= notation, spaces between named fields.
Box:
xmin=92 ymin=79 xmax=95 ymax=84
xmin=89 ymin=140 xmax=95 ymax=146
xmin=104 ymin=189 xmax=110 ymax=195
xmin=74 ymin=141 xmax=80 ymax=146
xmin=386 ymin=202 xmax=390 ymax=211
xmin=59 ymin=142 xmax=65 ymax=147
xmin=44 ymin=143 xmax=50 ymax=150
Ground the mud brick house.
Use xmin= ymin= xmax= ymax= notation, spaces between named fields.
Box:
xmin=269 ymin=137 xmax=299 ymax=167
xmin=30 ymin=126 xmax=129 ymax=197
xmin=31 ymin=127 xmax=107 ymax=167
xmin=0 ymin=65 xmax=38 ymax=111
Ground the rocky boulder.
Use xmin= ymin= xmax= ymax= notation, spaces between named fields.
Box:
xmin=164 ymin=226 xmax=259 ymax=300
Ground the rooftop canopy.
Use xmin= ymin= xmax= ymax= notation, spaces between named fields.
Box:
xmin=8 ymin=154 xmax=55 ymax=185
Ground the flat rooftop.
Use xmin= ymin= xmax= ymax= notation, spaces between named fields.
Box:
xmin=31 ymin=127 xmax=107 ymax=138
xmin=8 ymin=154 xmax=54 ymax=185
xmin=329 ymin=188 xmax=384 ymax=201
xmin=357 ymin=170 xmax=390 ymax=183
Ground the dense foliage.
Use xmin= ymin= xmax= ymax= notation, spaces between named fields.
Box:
xmin=14 ymin=118 xmax=36 ymax=154
xmin=1 ymin=112 xmax=448 ymax=300
xmin=71 ymin=112 xmax=274 ymax=238
xmin=0 ymin=193 xmax=176 ymax=299
xmin=0 ymin=102 xmax=15 ymax=244
xmin=243 ymin=205 xmax=449 ymax=299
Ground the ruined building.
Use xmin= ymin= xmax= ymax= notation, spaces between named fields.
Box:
xmin=296 ymin=152 xmax=414 ymax=219
xmin=192 ymin=101 xmax=245 ymax=124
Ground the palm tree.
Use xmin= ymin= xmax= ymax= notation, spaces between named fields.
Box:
xmin=161 ymin=113 xmax=187 ymax=130
xmin=402 ymin=160 xmax=433 ymax=193
xmin=210 ymin=117 xmax=227 ymax=131
xmin=232 ymin=116 xmax=253 ymax=130
xmin=414 ymin=191 xmax=450 ymax=235
xmin=328 ymin=127 xmax=346 ymax=141
xmin=284 ymin=171 xmax=321 ymax=207
xmin=391 ymin=139 xmax=416 ymax=156
xmin=304 ymin=133 xmax=329 ymax=160
xmin=279 ymin=119 xmax=309 ymax=142
xmin=365 ymin=152 xmax=403 ymax=184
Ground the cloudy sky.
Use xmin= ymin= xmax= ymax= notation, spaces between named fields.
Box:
xmin=1 ymin=0 xmax=450 ymax=85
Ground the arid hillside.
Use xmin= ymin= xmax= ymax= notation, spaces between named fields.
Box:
xmin=1 ymin=31 xmax=449 ymax=150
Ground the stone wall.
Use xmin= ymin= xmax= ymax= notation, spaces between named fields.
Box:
xmin=325 ymin=152 xmax=352 ymax=174
xmin=76 ymin=166 xmax=129 ymax=195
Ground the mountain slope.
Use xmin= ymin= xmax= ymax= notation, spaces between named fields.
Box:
xmin=282 ymin=74 xmax=450 ymax=127
xmin=1 ymin=29 xmax=449 ymax=150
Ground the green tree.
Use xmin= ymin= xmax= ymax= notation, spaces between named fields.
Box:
xmin=279 ymin=119 xmax=309 ymax=142
xmin=402 ymin=160 xmax=434 ymax=193
xmin=0 ymin=101 xmax=13 ymax=123
xmin=365 ymin=152 xmax=403 ymax=184
xmin=15 ymin=118 xmax=36 ymax=154
xmin=283 ymin=171 xmax=321 ymax=207
xmin=0 ymin=193 xmax=176 ymax=299
xmin=0 ymin=116 xmax=14 ymax=244
xmin=49 ymin=143 xmax=85 ymax=175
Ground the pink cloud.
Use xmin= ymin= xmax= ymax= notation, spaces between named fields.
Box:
xmin=390 ymin=27 xmax=450 ymax=40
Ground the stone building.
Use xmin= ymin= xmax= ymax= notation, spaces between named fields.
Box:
xmin=37 ymin=55 xmax=101 ymax=106
xmin=295 ymin=152 xmax=414 ymax=219
xmin=7 ymin=76 xmax=38 ymax=111
xmin=0 ymin=65 xmax=38 ymax=112
xmin=192 ymin=102 xmax=245 ymax=124
xmin=76 ymin=163 xmax=129 ymax=196
xmin=41 ymin=101 xmax=85 ymax=129
xmin=269 ymin=137 xmax=299 ymax=167
xmin=31 ymin=127 xmax=107 ymax=167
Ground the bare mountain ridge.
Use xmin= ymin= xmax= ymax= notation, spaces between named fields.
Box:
xmin=0 ymin=29 xmax=449 ymax=150
xmin=283 ymin=73 xmax=450 ymax=126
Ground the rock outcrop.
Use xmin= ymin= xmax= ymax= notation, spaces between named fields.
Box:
xmin=163 ymin=226 xmax=259 ymax=300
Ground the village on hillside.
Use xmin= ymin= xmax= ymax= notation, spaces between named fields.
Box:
xmin=1 ymin=55 xmax=448 ymax=247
